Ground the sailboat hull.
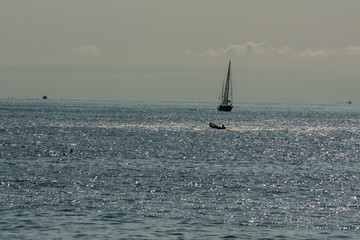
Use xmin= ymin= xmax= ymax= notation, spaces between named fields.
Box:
xmin=217 ymin=105 xmax=233 ymax=112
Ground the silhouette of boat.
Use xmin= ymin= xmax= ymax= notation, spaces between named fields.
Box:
xmin=218 ymin=60 xmax=233 ymax=112
xmin=209 ymin=122 xmax=226 ymax=129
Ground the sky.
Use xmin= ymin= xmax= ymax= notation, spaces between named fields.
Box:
xmin=1 ymin=0 xmax=360 ymax=104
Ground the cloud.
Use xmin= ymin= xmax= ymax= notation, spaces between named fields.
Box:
xmin=200 ymin=42 xmax=297 ymax=57
xmin=300 ymin=47 xmax=336 ymax=58
xmin=184 ymin=49 xmax=194 ymax=55
xmin=200 ymin=48 xmax=218 ymax=57
xmin=344 ymin=46 xmax=360 ymax=56
xmin=223 ymin=42 xmax=266 ymax=56
xmin=72 ymin=45 xmax=100 ymax=56
xmin=190 ymin=43 xmax=360 ymax=58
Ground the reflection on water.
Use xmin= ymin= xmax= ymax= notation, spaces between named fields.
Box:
xmin=1 ymin=99 xmax=360 ymax=239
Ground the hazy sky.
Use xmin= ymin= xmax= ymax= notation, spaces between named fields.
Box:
xmin=1 ymin=0 xmax=360 ymax=103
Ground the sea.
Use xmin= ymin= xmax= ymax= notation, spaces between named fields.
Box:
xmin=1 ymin=99 xmax=359 ymax=239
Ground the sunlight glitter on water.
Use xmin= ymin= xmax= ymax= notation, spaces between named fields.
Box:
xmin=1 ymin=100 xmax=360 ymax=239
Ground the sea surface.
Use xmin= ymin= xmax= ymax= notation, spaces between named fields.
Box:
xmin=1 ymin=99 xmax=360 ymax=239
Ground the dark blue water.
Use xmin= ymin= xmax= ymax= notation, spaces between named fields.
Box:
xmin=1 ymin=99 xmax=359 ymax=239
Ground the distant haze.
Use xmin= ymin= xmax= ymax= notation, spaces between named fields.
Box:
xmin=1 ymin=0 xmax=359 ymax=104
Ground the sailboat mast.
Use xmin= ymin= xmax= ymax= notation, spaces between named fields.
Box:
xmin=221 ymin=81 xmax=224 ymax=100
xmin=230 ymin=72 xmax=233 ymax=104
xmin=222 ymin=60 xmax=231 ymax=105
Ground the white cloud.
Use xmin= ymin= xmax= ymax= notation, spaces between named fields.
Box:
xmin=271 ymin=46 xmax=298 ymax=57
xmin=223 ymin=42 xmax=266 ymax=56
xmin=184 ymin=49 xmax=194 ymax=55
xmin=199 ymin=42 xmax=297 ymax=57
xmin=344 ymin=46 xmax=360 ymax=56
xmin=188 ymin=43 xmax=360 ymax=59
xmin=200 ymin=48 xmax=218 ymax=57
xmin=72 ymin=45 xmax=100 ymax=56
xmin=299 ymin=47 xmax=336 ymax=58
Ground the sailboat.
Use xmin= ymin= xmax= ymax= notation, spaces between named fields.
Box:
xmin=218 ymin=60 xmax=233 ymax=112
